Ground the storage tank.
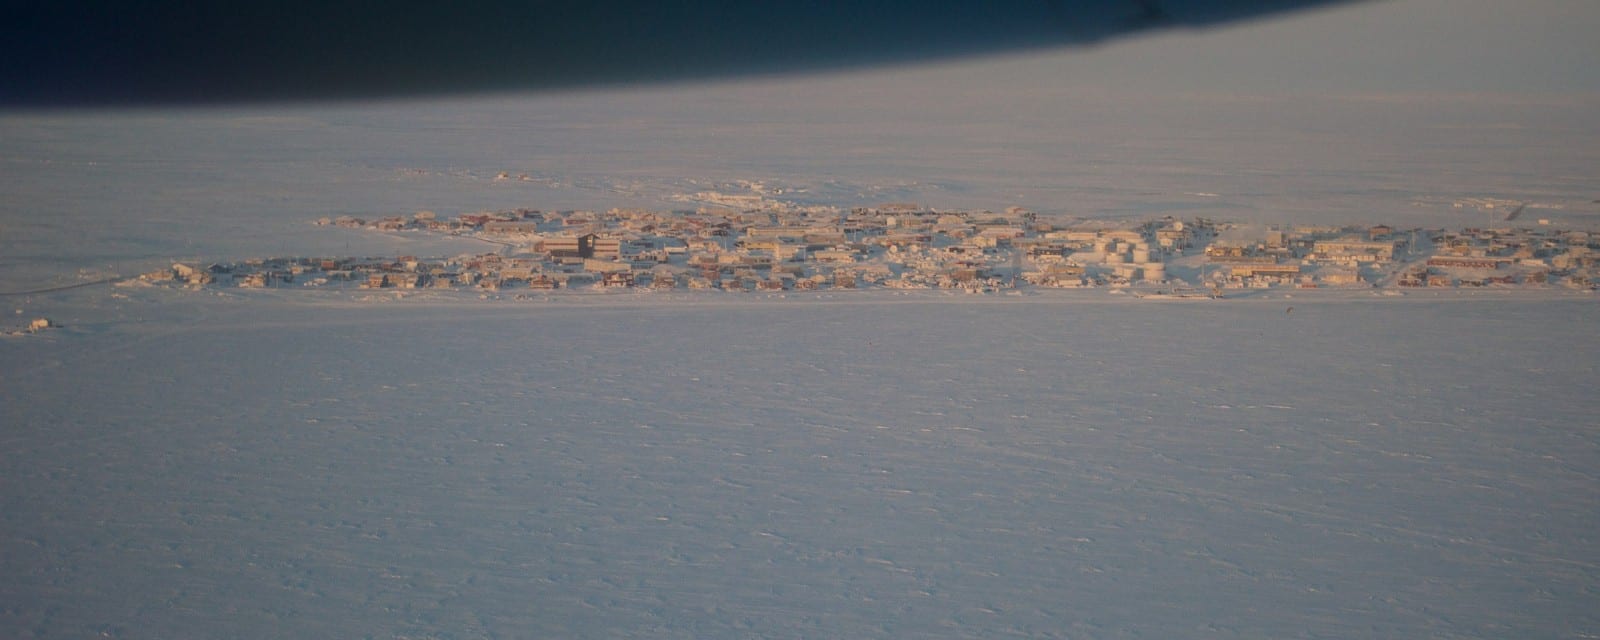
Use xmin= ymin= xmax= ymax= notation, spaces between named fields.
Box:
xmin=1143 ymin=263 xmax=1166 ymax=281
xmin=1130 ymin=248 xmax=1151 ymax=264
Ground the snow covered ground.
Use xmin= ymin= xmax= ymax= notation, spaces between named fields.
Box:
xmin=3 ymin=290 xmax=1596 ymax=638
xmin=3 ymin=13 xmax=1598 ymax=635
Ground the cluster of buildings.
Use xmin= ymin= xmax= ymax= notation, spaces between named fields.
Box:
xmin=1398 ymin=226 xmax=1596 ymax=288
xmin=1199 ymin=223 xmax=1598 ymax=289
xmin=293 ymin=205 xmax=1202 ymax=292
xmin=1203 ymin=223 xmax=1407 ymax=288
xmin=3 ymin=317 xmax=58 ymax=337
xmin=138 ymin=204 xmax=1599 ymax=295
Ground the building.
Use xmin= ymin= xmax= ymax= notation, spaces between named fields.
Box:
xmin=1312 ymin=239 xmax=1397 ymax=262
xmin=1229 ymin=264 xmax=1300 ymax=278
xmin=1426 ymin=256 xmax=1510 ymax=269
xmin=541 ymin=233 xmax=620 ymax=259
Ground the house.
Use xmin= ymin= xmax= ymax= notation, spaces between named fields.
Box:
xmin=499 ymin=260 xmax=538 ymax=281
xmin=390 ymin=273 xmax=425 ymax=289
xmin=1228 ymin=264 xmax=1300 ymax=278
xmin=372 ymin=217 xmax=408 ymax=231
xmin=238 ymin=273 xmax=270 ymax=288
xmin=811 ymin=248 xmax=857 ymax=263
xmin=429 ymin=273 xmax=458 ymax=288
xmin=1312 ymin=239 xmax=1396 ymax=262
xmin=1426 ymin=256 xmax=1510 ymax=269
xmin=140 ymin=268 xmax=176 ymax=282
xmin=1319 ymin=270 xmax=1363 ymax=286
xmin=583 ymin=258 xmax=630 ymax=274
xmin=482 ymin=220 xmax=542 ymax=234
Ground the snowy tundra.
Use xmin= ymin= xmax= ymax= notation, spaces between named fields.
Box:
xmin=2 ymin=289 xmax=1596 ymax=638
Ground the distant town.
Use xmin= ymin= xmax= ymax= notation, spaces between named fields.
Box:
xmin=137 ymin=200 xmax=1600 ymax=297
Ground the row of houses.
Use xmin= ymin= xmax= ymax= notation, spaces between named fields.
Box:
xmin=148 ymin=207 xmax=1597 ymax=294
xmin=1397 ymin=226 xmax=1597 ymax=288
xmin=1194 ymin=221 xmax=1600 ymax=289
xmin=299 ymin=204 xmax=1204 ymax=292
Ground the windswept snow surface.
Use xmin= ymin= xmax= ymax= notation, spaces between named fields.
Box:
xmin=3 ymin=291 xmax=1597 ymax=638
